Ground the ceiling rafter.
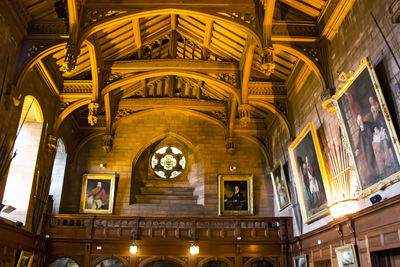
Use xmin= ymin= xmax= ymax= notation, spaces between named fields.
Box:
xmin=240 ymin=37 xmax=256 ymax=104
xmin=280 ymin=0 xmax=321 ymax=17
xmin=36 ymin=59 xmax=60 ymax=96
xmin=203 ymin=19 xmax=214 ymax=59
xmin=87 ymin=35 xmax=103 ymax=101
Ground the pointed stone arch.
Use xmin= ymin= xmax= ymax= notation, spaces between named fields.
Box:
xmin=112 ymin=107 xmax=228 ymax=138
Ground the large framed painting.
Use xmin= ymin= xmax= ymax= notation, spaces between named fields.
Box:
xmin=335 ymin=244 xmax=358 ymax=267
xmin=80 ymin=174 xmax=116 ymax=214
xmin=17 ymin=251 xmax=33 ymax=267
xmin=332 ymin=58 xmax=400 ymax=196
xmin=293 ymin=255 xmax=308 ymax=267
xmin=288 ymin=122 xmax=330 ymax=223
xmin=270 ymin=161 xmax=291 ymax=211
xmin=218 ymin=174 xmax=253 ymax=216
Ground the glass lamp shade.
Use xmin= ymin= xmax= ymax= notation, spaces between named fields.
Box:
xmin=189 ymin=242 xmax=199 ymax=255
xmin=129 ymin=241 xmax=138 ymax=254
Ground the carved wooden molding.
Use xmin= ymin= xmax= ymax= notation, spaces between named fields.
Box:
xmin=109 ymin=59 xmax=239 ymax=73
xmin=390 ymin=0 xmax=400 ymax=23
xmin=272 ymin=21 xmax=319 ymax=42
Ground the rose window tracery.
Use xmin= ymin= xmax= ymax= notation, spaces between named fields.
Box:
xmin=151 ymin=146 xmax=185 ymax=179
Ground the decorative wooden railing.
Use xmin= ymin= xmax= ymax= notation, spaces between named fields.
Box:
xmin=46 ymin=215 xmax=292 ymax=242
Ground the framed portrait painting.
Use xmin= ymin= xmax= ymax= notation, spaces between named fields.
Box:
xmin=335 ymin=244 xmax=358 ymax=267
xmin=218 ymin=174 xmax=253 ymax=216
xmin=80 ymin=174 xmax=116 ymax=214
xmin=270 ymin=161 xmax=291 ymax=211
xmin=17 ymin=251 xmax=33 ymax=267
xmin=288 ymin=122 xmax=330 ymax=223
xmin=293 ymin=255 xmax=308 ymax=267
xmin=332 ymin=58 xmax=400 ymax=196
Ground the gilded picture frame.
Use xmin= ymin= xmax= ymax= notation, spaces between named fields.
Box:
xmin=17 ymin=251 xmax=33 ymax=267
xmin=270 ymin=161 xmax=291 ymax=211
xmin=293 ymin=254 xmax=308 ymax=267
xmin=80 ymin=174 xmax=116 ymax=214
xmin=331 ymin=57 xmax=400 ymax=197
xmin=288 ymin=122 xmax=331 ymax=224
xmin=335 ymin=244 xmax=358 ymax=267
xmin=218 ymin=174 xmax=253 ymax=216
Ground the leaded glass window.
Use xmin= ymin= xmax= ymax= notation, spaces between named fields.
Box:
xmin=151 ymin=146 xmax=185 ymax=179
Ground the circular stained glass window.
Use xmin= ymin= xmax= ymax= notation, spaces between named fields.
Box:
xmin=151 ymin=146 xmax=185 ymax=179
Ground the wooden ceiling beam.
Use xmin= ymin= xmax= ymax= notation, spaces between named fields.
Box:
xmin=36 ymin=59 xmax=61 ymax=96
xmin=302 ymin=0 xmax=325 ymax=10
xmin=320 ymin=0 xmax=356 ymax=40
xmin=203 ymin=19 xmax=214 ymax=58
xmin=67 ymin=0 xmax=79 ymax=41
xmin=132 ymin=18 xmax=142 ymax=48
xmin=280 ymin=0 xmax=320 ymax=17
xmin=240 ymin=37 xmax=256 ymax=104
xmin=87 ymin=35 xmax=103 ymax=101
xmin=109 ymin=59 xmax=239 ymax=73
xmin=262 ymin=0 xmax=276 ymax=47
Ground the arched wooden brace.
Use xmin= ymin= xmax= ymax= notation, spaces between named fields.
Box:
xmin=102 ymin=70 xmax=241 ymax=104
xmin=78 ymin=8 xmax=263 ymax=52
xmin=249 ymin=100 xmax=292 ymax=138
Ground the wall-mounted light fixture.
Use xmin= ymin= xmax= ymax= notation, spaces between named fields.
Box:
xmin=189 ymin=242 xmax=199 ymax=255
xmin=129 ymin=231 xmax=138 ymax=254
xmin=129 ymin=241 xmax=138 ymax=254
xmin=326 ymin=133 xmax=359 ymax=219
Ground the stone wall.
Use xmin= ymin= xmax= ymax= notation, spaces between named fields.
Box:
xmin=60 ymin=110 xmax=274 ymax=217
xmin=271 ymin=0 xmax=400 ymax=236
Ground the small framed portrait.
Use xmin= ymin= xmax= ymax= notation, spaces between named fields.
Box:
xmin=288 ymin=122 xmax=330 ymax=223
xmin=17 ymin=251 xmax=33 ymax=267
xmin=293 ymin=254 xmax=308 ymax=267
xmin=335 ymin=244 xmax=358 ymax=267
xmin=218 ymin=174 xmax=253 ymax=216
xmin=80 ymin=174 xmax=116 ymax=214
xmin=332 ymin=58 xmax=400 ymax=196
xmin=270 ymin=161 xmax=291 ymax=211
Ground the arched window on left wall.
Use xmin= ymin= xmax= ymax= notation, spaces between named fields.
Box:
xmin=0 ymin=95 xmax=43 ymax=225
xmin=48 ymin=138 xmax=67 ymax=214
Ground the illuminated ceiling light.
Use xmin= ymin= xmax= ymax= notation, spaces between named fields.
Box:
xmin=189 ymin=242 xmax=199 ymax=255
xmin=129 ymin=241 xmax=138 ymax=254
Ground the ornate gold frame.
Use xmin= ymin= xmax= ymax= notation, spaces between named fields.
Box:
xmin=270 ymin=161 xmax=291 ymax=211
xmin=80 ymin=173 xmax=116 ymax=214
xmin=331 ymin=57 xmax=400 ymax=197
xmin=335 ymin=244 xmax=358 ymax=267
xmin=17 ymin=251 xmax=33 ymax=267
xmin=288 ymin=122 xmax=331 ymax=223
xmin=218 ymin=174 xmax=253 ymax=216
xmin=293 ymin=254 xmax=308 ymax=267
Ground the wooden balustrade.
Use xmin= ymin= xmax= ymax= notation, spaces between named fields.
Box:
xmin=46 ymin=215 xmax=292 ymax=242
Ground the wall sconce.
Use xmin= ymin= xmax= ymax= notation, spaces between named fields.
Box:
xmin=129 ymin=241 xmax=138 ymax=254
xmin=189 ymin=242 xmax=199 ymax=255
xmin=326 ymin=135 xmax=359 ymax=219
xmin=130 ymin=231 xmax=138 ymax=254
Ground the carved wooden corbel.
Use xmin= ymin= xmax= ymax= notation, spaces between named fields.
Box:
xmin=261 ymin=46 xmax=275 ymax=77
xmin=102 ymin=134 xmax=113 ymax=153
xmin=225 ymin=137 xmax=235 ymax=154
xmin=87 ymin=102 xmax=99 ymax=126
